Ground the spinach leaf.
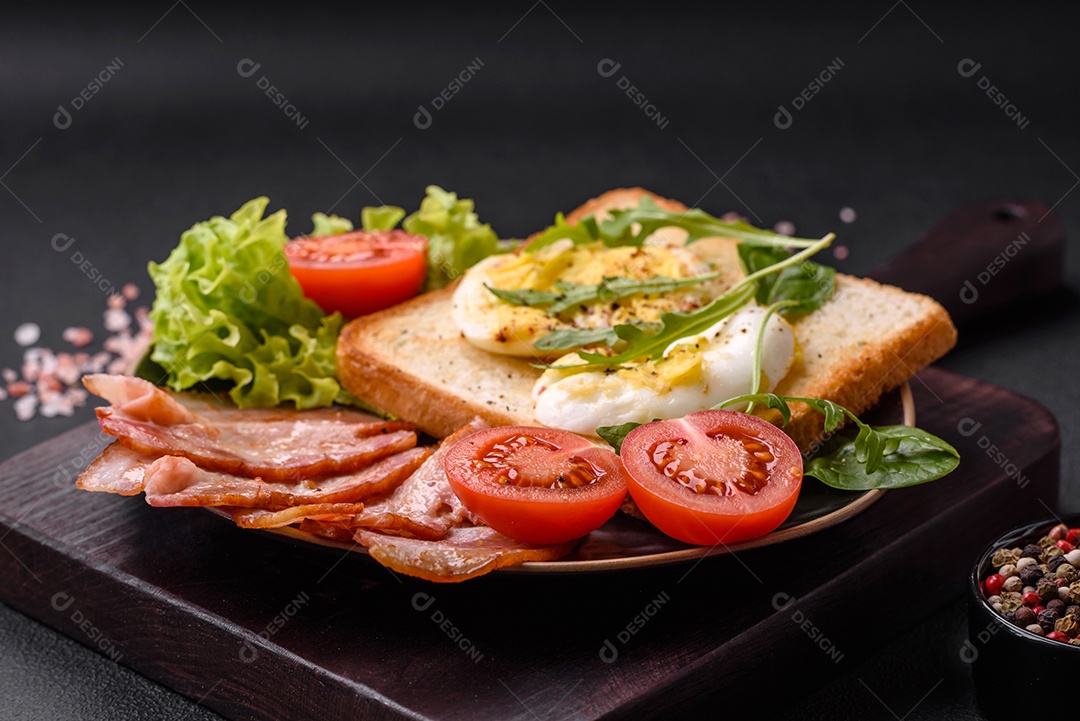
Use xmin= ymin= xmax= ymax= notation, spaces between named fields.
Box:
xmin=805 ymin=425 xmax=960 ymax=490
xmin=718 ymin=393 xmax=960 ymax=491
xmin=596 ymin=422 xmax=642 ymax=454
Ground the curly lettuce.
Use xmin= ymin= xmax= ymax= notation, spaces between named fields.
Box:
xmin=146 ymin=197 xmax=357 ymax=409
xmin=401 ymin=185 xmax=500 ymax=290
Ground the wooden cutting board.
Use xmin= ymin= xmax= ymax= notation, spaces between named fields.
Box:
xmin=0 ymin=367 xmax=1059 ymax=720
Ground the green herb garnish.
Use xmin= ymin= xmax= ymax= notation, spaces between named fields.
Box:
xmin=527 ymin=196 xmax=823 ymax=252
xmin=718 ymin=393 xmax=960 ymax=490
xmin=485 ymin=273 xmax=719 ymax=316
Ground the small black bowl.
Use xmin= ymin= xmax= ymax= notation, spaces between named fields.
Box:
xmin=967 ymin=515 xmax=1079 ymax=719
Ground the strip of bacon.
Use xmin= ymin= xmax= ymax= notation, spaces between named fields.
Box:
xmin=355 ymin=527 xmax=574 ymax=583
xmin=84 ymin=374 xmax=416 ymax=480
xmin=229 ymin=503 xmax=365 ymax=529
xmin=75 ymin=442 xmax=430 ymax=508
xmin=77 ymin=442 xmax=153 ymax=496
xmin=353 ymin=419 xmax=486 ymax=540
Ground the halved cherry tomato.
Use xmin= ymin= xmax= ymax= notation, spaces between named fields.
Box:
xmin=284 ymin=230 xmax=427 ymax=318
xmin=443 ymin=426 xmax=628 ymax=545
xmin=620 ymin=410 xmax=803 ymax=546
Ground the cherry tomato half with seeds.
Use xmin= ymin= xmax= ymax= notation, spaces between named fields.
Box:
xmin=443 ymin=426 xmax=628 ymax=545
xmin=620 ymin=410 xmax=803 ymax=546
xmin=285 ymin=230 xmax=427 ymax=318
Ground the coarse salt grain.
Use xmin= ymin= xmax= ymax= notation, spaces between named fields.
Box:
xmin=14 ymin=323 xmax=40 ymax=347
xmin=839 ymin=207 xmax=857 ymax=223
xmin=104 ymin=308 xmax=131 ymax=333
xmin=7 ymin=381 xmax=30 ymax=398
xmin=13 ymin=394 xmax=37 ymax=421
xmin=774 ymin=221 xmax=796 ymax=236
xmin=62 ymin=326 xmax=94 ymax=347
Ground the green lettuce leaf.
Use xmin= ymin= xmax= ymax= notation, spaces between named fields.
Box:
xmin=146 ymin=197 xmax=358 ymax=409
xmin=402 ymin=185 xmax=500 ymax=290
xmin=311 ymin=212 xmax=353 ymax=236
xmin=361 ymin=205 xmax=406 ymax=231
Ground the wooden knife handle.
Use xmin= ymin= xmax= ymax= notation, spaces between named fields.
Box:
xmin=868 ymin=198 xmax=1064 ymax=325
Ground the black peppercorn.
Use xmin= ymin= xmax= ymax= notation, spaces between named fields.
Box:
xmin=1048 ymin=554 xmax=1067 ymax=572
xmin=1067 ymin=605 xmax=1080 ymax=618
xmin=1014 ymin=606 xmax=1036 ymax=626
xmin=1022 ymin=543 xmax=1043 ymax=559
xmin=1037 ymin=577 xmax=1060 ymax=602
xmin=1019 ymin=565 xmax=1044 ymax=586
xmin=1047 ymin=599 xmax=1066 ymax=615
xmin=1003 ymin=610 xmax=1017 ymax=624
xmin=1039 ymin=608 xmax=1060 ymax=633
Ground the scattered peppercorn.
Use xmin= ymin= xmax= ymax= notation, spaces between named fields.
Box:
xmin=1057 ymin=540 xmax=1077 ymax=554
xmin=1020 ymin=565 xmax=1044 ymax=586
xmin=1046 ymin=631 xmax=1070 ymax=643
xmin=1049 ymin=524 xmax=1070 ymax=541
xmin=1066 ymin=549 xmax=1080 ymax=567
xmin=1004 ymin=576 xmax=1024 ymax=593
xmin=1048 ymin=555 xmax=1067 ymax=572
xmin=1022 ymin=591 xmax=1042 ymax=607
xmin=1039 ymin=609 xmax=1060 ymax=633
xmin=1022 ymin=544 xmax=1043 ymax=559
xmin=1067 ymin=605 xmax=1080 ymax=618
xmin=1054 ymin=615 xmax=1079 ymax=639
xmin=1014 ymin=606 xmax=1037 ymax=626
xmin=1038 ymin=577 xmax=1060 ymax=602
xmin=1047 ymin=599 xmax=1066 ymax=615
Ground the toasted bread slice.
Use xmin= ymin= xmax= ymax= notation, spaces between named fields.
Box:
xmin=337 ymin=189 xmax=957 ymax=449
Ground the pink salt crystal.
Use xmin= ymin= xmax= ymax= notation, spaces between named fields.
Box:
xmin=90 ymin=352 xmax=111 ymax=372
xmin=122 ymin=283 xmax=140 ymax=301
xmin=2 ymin=368 xmax=15 ymax=383
xmin=774 ymin=221 xmax=796 ymax=236
xmin=62 ymin=326 xmax=94 ymax=347
xmin=73 ymin=352 xmax=90 ymax=365
xmin=20 ymin=359 xmax=39 ymax=383
xmin=7 ymin=381 xmax=30 ymax=398
xmin=37 ymin=376 xmax=62 ymax=395
xmin=104 ymin=308 xmax=131 ymax=333
xmin=106 ymin=358 xmax=128 ymax=375
xmin=0 ymin=387 xmax=6 ymax=401
xmin=14 ymin=394 xmax=37 ymax=421
xmin=14 ymin=322 xmax=40 ymax=347
xmin=54 ymin=354 xmax=80 ymax=386
xmin=107 ymin=294 xmax=126 ymax=309
xmin=67 ymin=388 xmax=88 ymax=404
xmin=833 ymin=245 xmax=850 ymax=260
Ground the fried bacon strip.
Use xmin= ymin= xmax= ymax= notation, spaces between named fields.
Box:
xmin=355 ymin=526 xmax=574 ymax=583
xmin=353 ymin=419 xmax=486 ymax=540
xmin=77 ymin=442 xmax=153 ymax=496
xmin=77 ymin=443 xmax=430 ymax=508
xmin=84 ymin=375 xmax=416 ymax=480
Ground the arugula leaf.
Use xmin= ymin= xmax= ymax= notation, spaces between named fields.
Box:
xmin=572 ymin=283 xmax=758 ymax=367
xmin=486 ymin=273 xmax=719 ymax=316
xmin=311 ymin=213 xmax=353 ymax=236
xmin=532 ymin=324 xmax=660 ymax=353
xmin=596 ymin=422 xmax=642 ymax=454
xmin=718 ymin=393 xmax=960 ymax=490
xmin=527 ymin=196 xmax=824 ymax=252
xmin=737 ymin=244 xmax=836 ymax=316
xmin=526 ymin=212 xmax=600 ymax=252
xmin=805 ymin=425 xmax=960 ymax=490
xmin=361 ymin=205 xmax=405 ymax=231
